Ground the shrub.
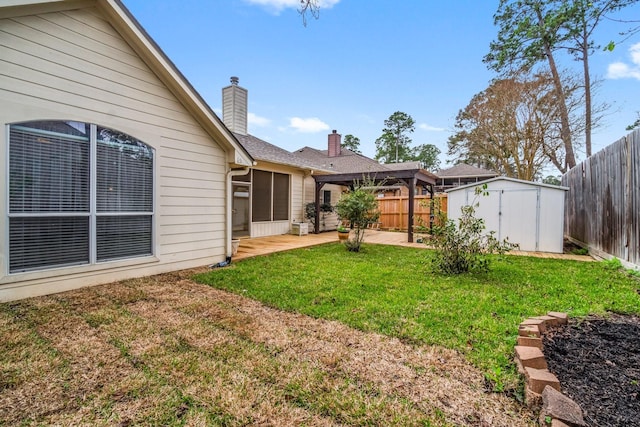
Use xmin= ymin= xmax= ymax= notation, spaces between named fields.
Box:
xmin=429 ymin=185 xmax=517 ymax=274
xmin=334 ymin=184 xmax=380 ymax=252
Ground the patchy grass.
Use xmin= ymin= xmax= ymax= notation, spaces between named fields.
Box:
xmin=0 ymin=268 xmax=535 ymax=426
xmin=194 ymin=243 xmax=640 ymax=391
xmin=3 ymin=243 xmax=637 ymax=426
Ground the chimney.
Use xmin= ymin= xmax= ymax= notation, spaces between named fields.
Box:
xmin=222 ymin=76 xmax=248 ymax=135
xmin=327 ymin=130 xmax=341 ymax=157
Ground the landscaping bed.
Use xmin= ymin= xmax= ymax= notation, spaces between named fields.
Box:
xmin=543 ymin=314 xmax=640 ymax=427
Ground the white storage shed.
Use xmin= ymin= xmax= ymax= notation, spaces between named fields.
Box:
xmin=446 ymin=177 xmax=569 ymax=253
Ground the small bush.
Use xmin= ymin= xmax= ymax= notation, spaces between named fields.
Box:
xmin=334 ymin=181 xmax=380 ymax=252
xmin=429 ymin=185 xmax=517 ymax=274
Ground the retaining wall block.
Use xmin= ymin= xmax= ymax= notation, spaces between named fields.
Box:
xmin=547 ymin=312 xmax=568 ymax=325
xmin=524 ymin=367 xmax=560 ymax=394
xmin=515 ymin=345 xmax=548 ymax=369
xmin=517 ymin=335 xmax=543 ymax=349
xmin=519 ymin=324 xmax=541 ymax=338
xmin=521 ymin=318 xmax=548 ymax=333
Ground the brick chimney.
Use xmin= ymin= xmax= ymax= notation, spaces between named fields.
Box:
xmin=327 ymin=130 xmax=341 ymax=157
xmin=222 ymin=76 xmax=248 ymax=135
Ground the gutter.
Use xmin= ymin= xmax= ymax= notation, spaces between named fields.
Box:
xmin=226 ymin=166 xmax=251 ymax=258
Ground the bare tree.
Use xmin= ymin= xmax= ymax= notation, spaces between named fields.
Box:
xmin=299 ymin=0 xmax=320 ymax=26
xmin=448 ymin=69 xmax=581 ymax=179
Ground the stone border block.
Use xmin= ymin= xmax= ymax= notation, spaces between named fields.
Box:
xmin=519 ymin=324 xmax=541 ymax=338
xmin=521 ymin=317 xmax=548 ymax=333
xmin=547 ymin=312 xmax=568 ymax=325
xmin=515 ymin=346 xmax=548 ymax=369
xmin=517 ymin=335 xmax=543 ymax=349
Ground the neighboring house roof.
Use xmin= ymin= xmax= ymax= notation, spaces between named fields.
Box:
xmin=435 ymin=163 xmax=498 ymax=178
xmin=234 ymin=133 xmax=327 ymax=171
xmin=294 ymin=146 xmax=388 ymax=173
xmin=1 ymin=0 xmax=254 ymax=167
xmin=384 ymin=161 xmax=422 ymax=171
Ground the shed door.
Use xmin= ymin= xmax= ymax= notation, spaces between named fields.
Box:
xmin=500 ymin=189 xmax=539 ymax=251
xmin=465 ymin=188 xmax=539 ymax=251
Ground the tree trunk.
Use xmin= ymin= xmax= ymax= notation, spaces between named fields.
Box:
xmin=581 ymin=25 xmax=592 ymax=158
xmin=536 ymin=8 xmax=577 ymax=170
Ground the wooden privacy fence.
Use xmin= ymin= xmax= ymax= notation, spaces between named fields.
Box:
xmin=376 ymin=194 xmax=447 ymax=231
xmin=563 ymin=129 xmax=640 ymax=268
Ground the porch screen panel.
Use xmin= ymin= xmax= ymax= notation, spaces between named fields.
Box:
xmin=8 ymin=122 xmax=90 ymax=272
xmin=272 ymin=173 xmax=289 ymax=221
xmin=252 ymin=170 xmax=272 ymax=222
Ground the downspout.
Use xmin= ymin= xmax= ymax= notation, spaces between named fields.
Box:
xmin=227 ymin=166 xmax=250 ymax=257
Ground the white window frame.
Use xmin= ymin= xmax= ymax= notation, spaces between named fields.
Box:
xmin=6 ymin=121 xmax=156 ymax=275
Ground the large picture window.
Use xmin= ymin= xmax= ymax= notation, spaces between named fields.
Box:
xmin=250 ymin=170 xmax=289 ymax=222
xmin=8 ymin=121 xmax=154 ymax=273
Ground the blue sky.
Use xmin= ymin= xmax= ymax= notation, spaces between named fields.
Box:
xmin=122 ymin=0 xmax=640 ymax=170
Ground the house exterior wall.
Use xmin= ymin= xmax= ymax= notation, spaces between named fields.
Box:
xmin=446 ymin=178 xmax=567 ymax=253
xmin=0 ymin=6 xmax=231 ymax=301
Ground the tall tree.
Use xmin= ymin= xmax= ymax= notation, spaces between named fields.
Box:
xmin=412 ymin=144 xmax=441 ymax=172
xmin=374 ymin=111 xmax=415 ymax=163
xmin=448 ymin=70 xmax=572 ymax=179
xmin=484 ymin=0 xmax=578 ymax=170
xmin=485 ymin=0 xmax=639 ymax=167
xmin=341 ymin=134 xmax=362 ymax=154
xmin=561 ymin=0 xmax=638 ymax=157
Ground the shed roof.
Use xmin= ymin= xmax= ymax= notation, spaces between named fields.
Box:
xmin=445 ymin=176 xmax=569 ymax=193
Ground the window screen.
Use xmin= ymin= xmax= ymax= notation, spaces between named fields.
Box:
xmin=8 ymin=121 xmax=154 ymax=273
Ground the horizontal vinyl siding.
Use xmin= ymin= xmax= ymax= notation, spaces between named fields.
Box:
xmin=0 ymin=6 xmax=229 ymax=297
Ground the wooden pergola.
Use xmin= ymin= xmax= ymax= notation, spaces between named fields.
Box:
xmin=312 ymin=169 xmax=438 ymax=243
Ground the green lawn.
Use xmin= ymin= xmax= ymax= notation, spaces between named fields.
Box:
xmin=194 ymin=243 xmax=640 ymax=391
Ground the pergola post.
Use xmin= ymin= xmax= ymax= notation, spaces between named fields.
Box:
xmin=314 ymin=181 xmax=325 ymax=234
xmin=407 ymin=177 xmax=416 ymax=243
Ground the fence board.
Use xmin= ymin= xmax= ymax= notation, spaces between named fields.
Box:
xmin=376 ymin=194 xmax=447 ymax=231
xmin=563 ymin=129 xmax=640 ymax=267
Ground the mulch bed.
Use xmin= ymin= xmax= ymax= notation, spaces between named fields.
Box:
xmin=543 ymin=314 xmax=640 ymax=427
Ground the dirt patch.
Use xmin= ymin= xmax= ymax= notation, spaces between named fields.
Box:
xmin=543 ymin=314 xmax=640 ymax=427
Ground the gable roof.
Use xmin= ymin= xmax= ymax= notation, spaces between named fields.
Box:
xmin=436 ymin=163 xmax=498 ymax=178
xmin=294 ymin=146 xmax=388 ymax=173
xmin=0 ymin=0 xmax=254 ymax=167
xmin=234 ymin=133 xmax=329 ymax=171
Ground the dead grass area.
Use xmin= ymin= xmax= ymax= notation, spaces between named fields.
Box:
xmin=0 ymin=269 xmax=535 ymax=426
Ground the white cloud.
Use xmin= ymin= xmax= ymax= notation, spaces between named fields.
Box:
xmin=244 ymin=0 xmax=340 ymax=14
xmin=289 ymin=117 xmax=330 ymax=133
xmin=248 ymin=112 xmax=271 ymax=127
xmin=607 ymin=42 xmax=640 ymax=80
xmin=418 ymin=123 xmax=445 ymax=132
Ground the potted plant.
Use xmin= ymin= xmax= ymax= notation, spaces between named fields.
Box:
xmin=336 ymin=224 xmax=350 ymax=241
